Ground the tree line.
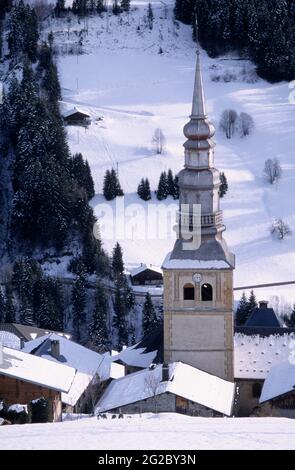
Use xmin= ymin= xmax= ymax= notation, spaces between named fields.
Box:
xmin=1 ymin=1 xmax=109 ymax=276
xmin=174 ymin=0 xmax=295 ymax=83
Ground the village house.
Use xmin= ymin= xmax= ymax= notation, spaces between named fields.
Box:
xmin=62 ymin=107 xmax=91 ymax=126
xmin=0 ymin=323 xmax=71 ymax=347
xmin=0 ymin=346 xmax=75 ymax=422
xmin=258 ymin=361 xmax=295 ymax=418
xmin=234 ymin=301 xmax=295 ymax=416
xmin=96 ymin=362 xmax=236 ymax=417
xmin=129 ymin=264 xmax=163 ymax=287
xmin=22 ymin=333 xmax=124 ymax=412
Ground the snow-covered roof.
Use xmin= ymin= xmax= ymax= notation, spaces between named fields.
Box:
xmin=96 ymin=362 xmax=235 ymax=416
xmin=112 ymin=345 xmax=158 ymax=368
xmin=162 ymin=252 xmax=231 ymax=270
xmin=0 ymin=331 xmax=20 ymax=349
xmin=0 ymin=323 xmax=68 ymax=342
xmin=234 ymin=333 xmax=294 ymax=380
xmin=260 ymin=361 xmax=295 ymax=404
xmin=23 ymin=334 xmax=106 ymax=406
xmin=63 ymin=107 xmax=90 ymax=118
xmin=0 ymin=346 xmax=75 ymax=392
xmin=110 ymin=361 xmax=125 ymax=379
xmin=130 ymin=264 xmax=163 ymax=277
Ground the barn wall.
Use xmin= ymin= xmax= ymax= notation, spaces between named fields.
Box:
xmin=106 ymin=392 xmax=220 ymax=417
xmin=0 ymin=375 xmax=62 ymax=422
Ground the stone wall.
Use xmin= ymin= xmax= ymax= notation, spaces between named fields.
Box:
xmin=108 ymin=392 xmax=221 ymax=417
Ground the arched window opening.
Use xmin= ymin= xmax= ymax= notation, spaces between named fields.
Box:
xmin=183 ymin=284 xmax=195 ymax=300
xmin=252 ymin=383 xmax=262 ymax=399
xmin=201 ymin=283 xmax=213 ymax=301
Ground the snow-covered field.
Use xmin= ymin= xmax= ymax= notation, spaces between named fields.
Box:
xmin=1 ymin=413 xmax=295 ymax=450
xmin=43 ymin=1 xmax=295 ymax=303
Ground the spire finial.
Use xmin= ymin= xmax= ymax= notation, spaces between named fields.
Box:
xmin=191 ymin=14 xmax=207 ymax=118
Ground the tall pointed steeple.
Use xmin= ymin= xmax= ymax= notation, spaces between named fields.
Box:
xmin=191 ymin=50 xmax=206 ymax=118
xmin=162 ymin=29 xmax=235 ymax=383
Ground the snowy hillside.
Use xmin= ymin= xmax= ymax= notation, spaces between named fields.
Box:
xmin=1 ymin=413 xmax=295 ymax=450
xmin=43 ymin=1 xmax=295 ymax=302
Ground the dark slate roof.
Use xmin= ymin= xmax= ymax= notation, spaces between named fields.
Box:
xmin=244 ymin=306 xmax=282 ymax=328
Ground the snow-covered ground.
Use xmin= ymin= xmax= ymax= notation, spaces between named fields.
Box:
xmin=1 ymin=413 xmax=295 ymax=449
xmin=43 ymin=1 xmax=295 ymax=303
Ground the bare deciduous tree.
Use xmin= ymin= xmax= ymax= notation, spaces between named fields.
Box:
xmin=238 ymin=112 xmax=254 ymax=137
xmin=144 ymin=373 xmax=162 ymax=413
xmin=152 ymin=128 xmax=166 ymax=154
xmin=219 ymin=109 xmax=238 ymax=139
xmin=271 ymin=219 xmax=291 ymax=240
xmin=264 ymin=158 xmax=282 ymax=184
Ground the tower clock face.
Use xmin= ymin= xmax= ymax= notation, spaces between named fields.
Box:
xmin=193 ymin=273 xmax=202 ymax=284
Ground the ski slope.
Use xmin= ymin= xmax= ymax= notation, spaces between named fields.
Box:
xmin=45 ymin=1 xmax=295 ymax=303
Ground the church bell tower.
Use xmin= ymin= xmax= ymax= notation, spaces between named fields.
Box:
xmin=162 ymin=50 xmax=235 ymax=381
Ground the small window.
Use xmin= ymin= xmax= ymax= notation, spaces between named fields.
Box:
xmin=252 ymin=383 xmax=262 ymax=398
xmin=201 ymin=283 xmax=213 ymax=301
xmin=183 ymin=284 xmax=195 ymax=300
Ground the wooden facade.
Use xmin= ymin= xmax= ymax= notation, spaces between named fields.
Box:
xmin=64 ymin=111 xmax=90 ymax=126
xmin=0 ymin=374 xmax=62 ymax=422
xmin=131 ymin=269 xmax=163 ymax=286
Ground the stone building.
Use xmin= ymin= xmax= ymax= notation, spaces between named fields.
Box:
xmin=96 ymin=362 xmax=235 ymax=417
xmin=162 ymin=50 xmax=235 ymax=382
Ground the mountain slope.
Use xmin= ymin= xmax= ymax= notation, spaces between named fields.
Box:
xmin=45 ymin=1 xmax=295 ymax=303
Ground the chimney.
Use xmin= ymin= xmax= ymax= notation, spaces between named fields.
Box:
xmin=162 ymin=363 xmax=170 ymax=382
xmin=20 ymin=337 xmax=25 ymax=349
xmin=50 ymin=340 xmax=60 ymax=359
xmin=259 ymin=301 xmax=268 ymax=309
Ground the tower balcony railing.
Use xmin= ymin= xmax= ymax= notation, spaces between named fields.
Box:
xmin=176 ymin=210 xmax=223 ymax=227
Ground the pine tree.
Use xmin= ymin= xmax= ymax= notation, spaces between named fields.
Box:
xmin=42 ymin=58 xmax=62 ymax=103
xmin=147 ymin=3 xmax=154 ymax=30
xmin=142 ymin=292 xmax=158 ymax=338
xmin=156 ymin=171 xmax=168 ymax=200
xmin=167 ymin=169 xmax=175 ymax=197
xmin=137 ymin=178 xmax=151 ymax=201
xmin=120 ymin=0 xmax=130 ymax=12
xmin=19 ymin=300 xmax=34 ymax=326
xmin=247 ymin=290 xmax=258 ymax=317
xmin=5 ymin=286 xmax=16 ymax=323
xmin=70 ymin=153 xmax=95 ymax=200
xmin=236 ymin=292 xmax=248 ymax=326
xmin=219 ymin=172 xmax=228 ymax=198
xmin=34 ymin=276 xmax=64 ymax=330
xmin=54 ymin=0 xmax=66 ymax=16
xmin=129 ymin=322 xmax=136 ymax=346
xmin=283 ymin=304 xmax=295 ymax=327
xmin=96 ymin=0 xmax=106 ymax=14
xmin=71 ymin=267 xmax=87 ymax=341
xmin=103 ymin=168 xmax=124 ymax=200
xmin=112 ymin=242 xmax=124 ymax=280
xmin=112 ymin=0 xmax=121 ymax=15
xmin=89 ymin=281 xmax=109 ymax=352
xmin=112 ymin=282 xmax=128 ymax=349
xmin=0 ymin=288 xmax=5 ymax=323
xmin=173 ymin=175 xmax=179 ymax=199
